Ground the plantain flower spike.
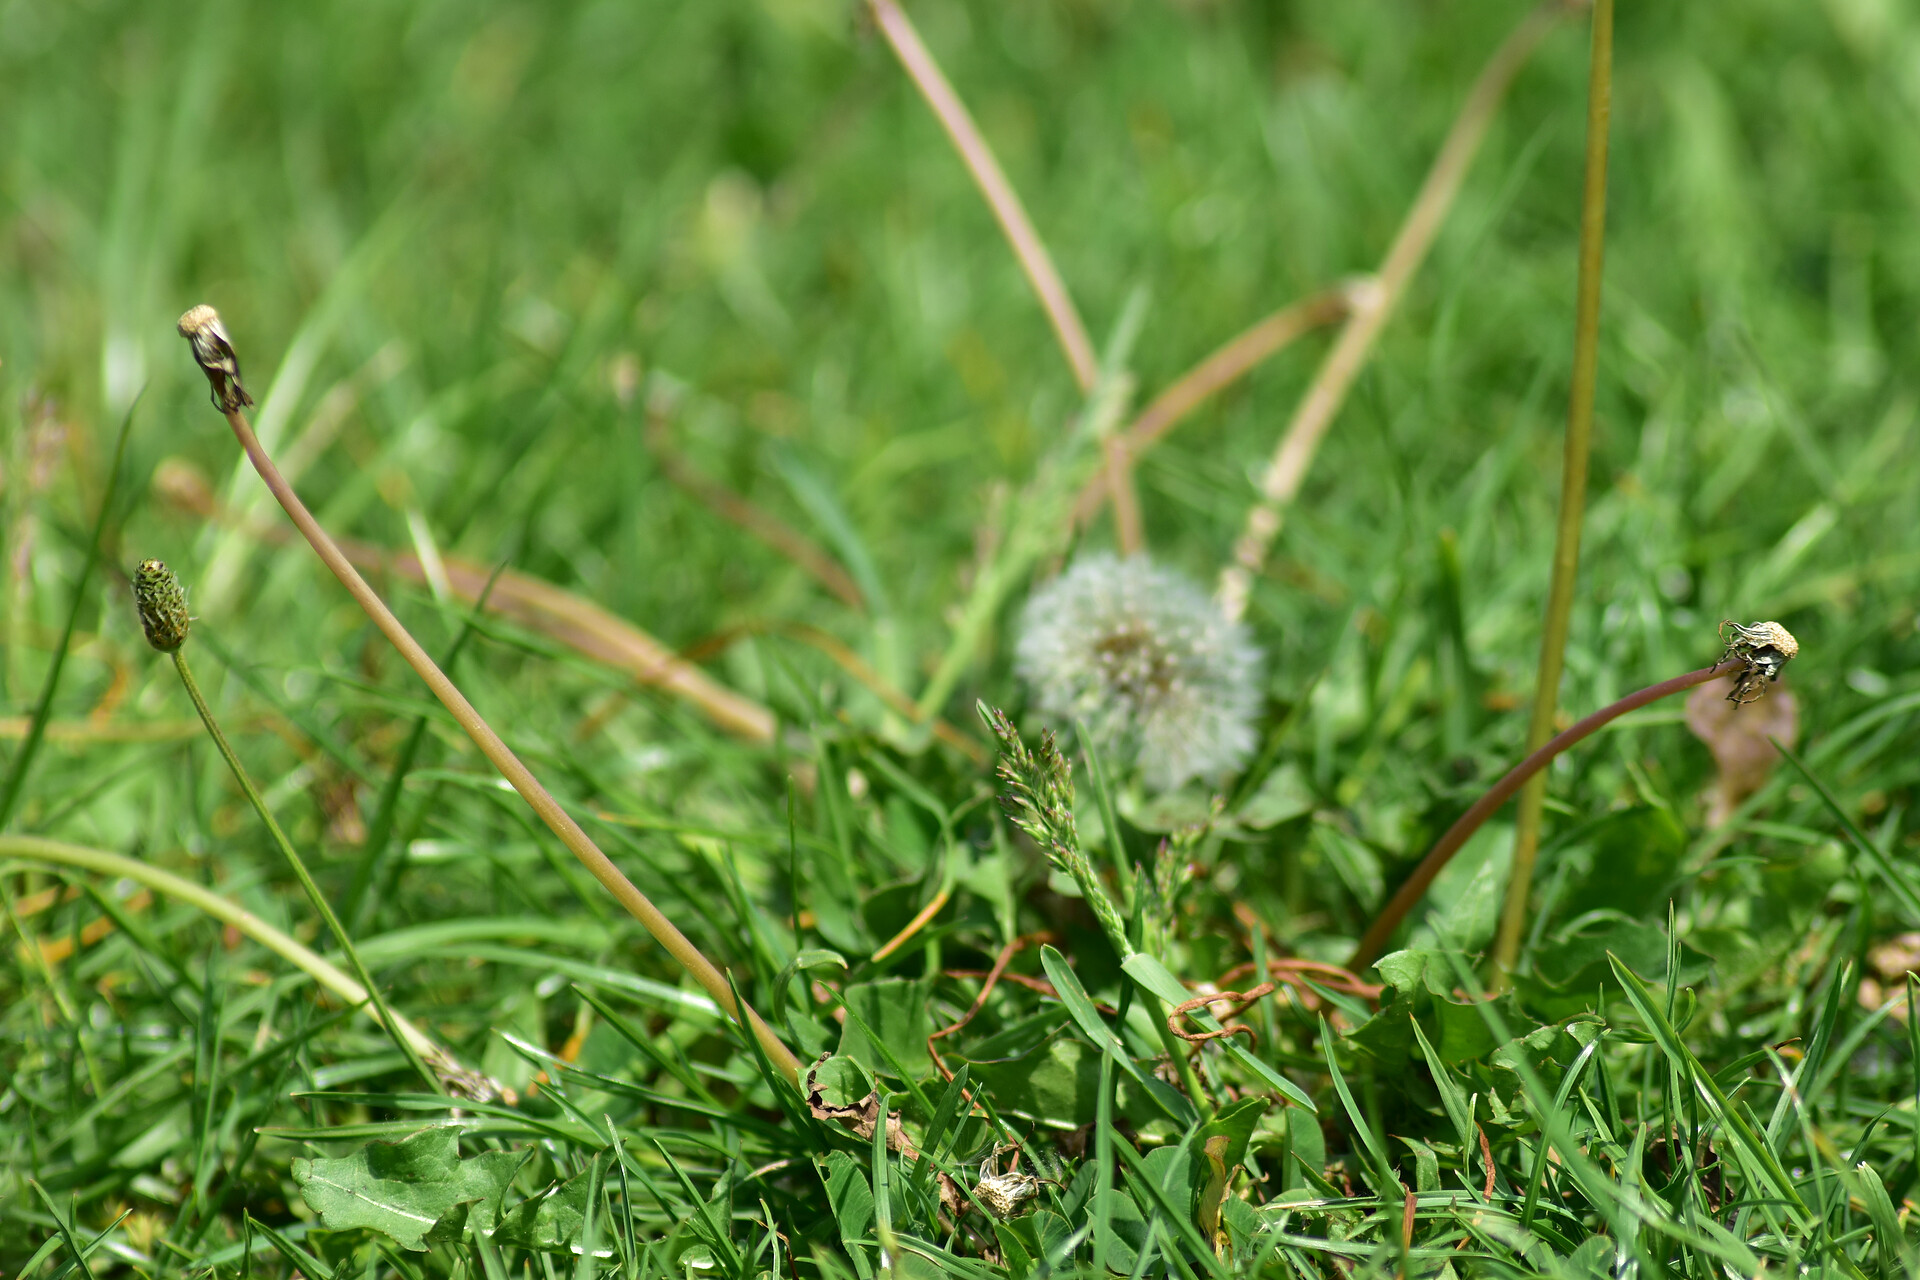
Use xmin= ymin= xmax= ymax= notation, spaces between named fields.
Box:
xmin=134 ymin=558 xmax=192 ymax=653
xmin=1015 ymin=553 xmax=1262 ymax=792
xmin=177 ymin=304 xmax=254 ymax=413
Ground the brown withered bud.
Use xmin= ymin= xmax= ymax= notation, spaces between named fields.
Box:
xmin=177 ymin=305 xmax=254 ymax=414
xmin=1718 ymin=619 xmax=1799 ymax=706
xmin=134 ymin=558 xmax=191 ymax=652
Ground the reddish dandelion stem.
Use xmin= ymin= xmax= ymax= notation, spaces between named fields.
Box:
xmin=1347 ymin=660 xmax=1737 ymax=972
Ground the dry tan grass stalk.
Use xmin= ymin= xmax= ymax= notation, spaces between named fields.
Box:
xmin=645 ymin=407 xmax=868 ymax=611
xmin=179 ymin=306 xmax=801 ymax=1082
xmin=1070 ymin=284 xmax=1356 ymax=532
xmin=867 ymin=0 xmax=1098 ymax=393
xmin=153 ymin=459 xmax=777 ymax=743
xmin=1218 ymin=0 xmax=1576 ymax=623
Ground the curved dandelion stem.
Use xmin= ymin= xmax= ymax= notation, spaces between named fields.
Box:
xmin=1348 ymin=660 xmax=1738 ymax=973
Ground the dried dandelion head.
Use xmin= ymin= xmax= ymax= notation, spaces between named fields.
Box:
xmin=177 ymin=304 xmax=254 ymax=413
xmin=1718 ymin=619 xmax=1798 ymax=705
xmin=1014 ymin=553 xmax=1262 ymax=792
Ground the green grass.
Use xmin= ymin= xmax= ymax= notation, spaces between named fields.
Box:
xmin=5 ymin=0 xmax=1920 ymax=1275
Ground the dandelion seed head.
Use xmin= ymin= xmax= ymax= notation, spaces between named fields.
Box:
xmin=1015 ymin=553 xmax=1262 ymax=792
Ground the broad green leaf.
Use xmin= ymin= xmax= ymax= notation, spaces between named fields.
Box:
xmin=1556 ymin=806 xmax=1687 ymax=919
xmin=1776 ymin=740 xmax=1920 ymax=922
xmin=819 ymin=1151 xmax=876 ymax=1280
xmin=292 ymin=1128 xmax=519 ymax=1251
xmin=837 ymin=978 xmax=932 ymax=1078
xmin=967 ymin=1036 xmax=1101 ymax=1127
xmin=492 ymin=1166 xmax=595 ymax=1254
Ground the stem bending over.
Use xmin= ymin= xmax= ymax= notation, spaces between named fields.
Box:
xmin=177 ymin=306 xmax=802 ymax=1085
xmin=1348 ymin=659 xmax=1738 ymax=973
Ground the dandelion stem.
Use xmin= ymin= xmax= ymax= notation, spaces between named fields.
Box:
xmin=179 ymin=309 xmax=802 ymax=1084
xmin=1493 ymin=0 xmax=1615 ymax=980
xmin=1348 ymin=660 xmax=1735 ymax=973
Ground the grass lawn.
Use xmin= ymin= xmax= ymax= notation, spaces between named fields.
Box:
xmin=5 ymin=0 xmax=1920 ymax=1274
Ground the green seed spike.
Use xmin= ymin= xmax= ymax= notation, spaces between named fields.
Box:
xmin=133 ymin=558 xmax=191 ymax=652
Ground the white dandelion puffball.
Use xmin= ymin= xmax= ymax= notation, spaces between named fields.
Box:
xmin=1015 ymin=553 xmax=1263 ymax=792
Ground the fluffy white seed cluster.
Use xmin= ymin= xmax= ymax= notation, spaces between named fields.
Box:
xmin=1014 ymin=553 xmax=1263 ymax=792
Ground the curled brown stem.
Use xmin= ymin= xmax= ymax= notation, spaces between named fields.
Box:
xmin=1167 ymin=959 xmax=1386 ymax=1048
xmin=1219 ymin=0 xmax=1575 ymax=623
xmin=179 ymin=307 xmax=802 ymax=1084
xmin=927 ymin=932 xmax=1052 ymax=1082
xmin=1348 ymin=659 xmax=1738 ymax=973
xmin=1168 ymin=986 xmax=1269 ymax=1049
xmin=868 ymin=0 xmax=1098 ymax=392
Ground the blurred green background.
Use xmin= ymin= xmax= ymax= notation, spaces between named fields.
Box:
xmin=7 ymin=0 xmax=1915 ymax=699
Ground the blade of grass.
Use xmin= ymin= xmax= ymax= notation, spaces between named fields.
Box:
xmin=159 ymin=624 xmax=443 ymax=1096
xmin=1317 ymin=1015 xmax=1401 ymax=1203
xmin=1775 ymin=739 xmax=1920 ymax=922
xmin=344 ymin=559 xmax=508 ymax=932
xmin=0 ymin=835 xmax=468 ymax=1079
xmin=1607 ymin=953 xmax=1811 ymax=1229
xmin=1494 ymin=0 xmax=1617 ymax=979
xmin=0 ymin=395 xmax=137 ymax=830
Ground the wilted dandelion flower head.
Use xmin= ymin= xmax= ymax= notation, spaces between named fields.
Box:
xmin=1015 ymin=553 xmax=1262 ymax=792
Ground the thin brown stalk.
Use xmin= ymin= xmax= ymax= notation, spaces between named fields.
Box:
xmin=926 ymin=933 xmax=1051 ymax=1082
xmin=153 ymin=459 xmax=778 ymax=743
xmin=1070 ymin=284 xmax=1354 ymax=530
xmin=870 ymin=880 xmax=952 ymax=962
xmin=1347 ymin=659 xmax=1735 ymax=973
xmin=178 ymin=308 xmax=802 ymax=1084
xmin=1219 ymin=0 xmax=1575 ymax=623
xmin=1492 ymin=0 xmax=1614 ymax=979
xmin=868 ymin=0 xmax=1098 ymax=392
xmin=645 ymin=410 xmax=867 ymax=611
xmin=1101 ymin=438 xmax=1146 ymax=555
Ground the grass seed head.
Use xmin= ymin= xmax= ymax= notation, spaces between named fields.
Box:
xmin=134 ymin=558 xmax=191 ymax=652
xmin=1015 ymin=553 xmax=1262 ymax=792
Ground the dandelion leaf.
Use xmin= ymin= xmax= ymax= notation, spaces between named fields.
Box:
xmin=491 ymin=1166 xmax=593 ymax=1252
xmin=292 ymin=1128 xmax=519 ymax=1252
xmin=1351 ymin=948 xmax=1541 ymax=1064
xmin=965 ymin=1036 xmax=1102 ymax=1127
xmin=1518 ymin=916 xmax=1710 ymax=1018
xmin=1556 ymin=806 xmax=1687 ymax=920
xmin=836 ymin=978 xmax=931 ymax=1078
